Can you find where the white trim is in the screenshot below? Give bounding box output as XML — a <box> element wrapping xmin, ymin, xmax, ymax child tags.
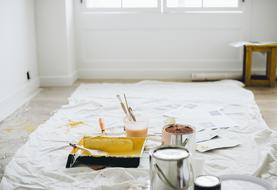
<box><xmin>79</xmin><ymin>0</ymin><xmax>243</xmax><ymax>14</ymax></box>
<box><xmin>164</xmin><ymin>7</ymin><xmax>243</xmax><ymax>13</ymax></box>
<box><xmin>0</xmin><ymin>78</ymin><xmax>40</xmax><ymax>122</ymax></box>
<box><xmin>40</xmin><ymin>71</ymin><xmax>78</xmax><ymax>87</ymax></box>
<box><xmin>80</xmin><ymin>0</ymin><xmax>161</xmax><ymax>13</ymax></box>
<box><xmin>78</xmin><ymin>68</ymin><xmax>243</xmax><ymax>80</ymax></box>
<box><xmin>164</xmin><ymin>0</ymin><xmax>242</xmax><ymax>12</ymax></box>
<box><xmin>179</xmin><ymin>10</ymin><xmax>243</xmax><ymax>14</ymax></box>
<box><xmin>78</xmin><ymin>68</ymin><xmax>277</xmax><ymax>80</ymax></box>
<box><xmin>80</xmin><ymin>8</ymin><xmax>161</xmax><ymax>14</ymax></box>
<box><xmin>81</xmin><ymin>58</ymin><xmax>242</xmax><ymax>63</ymax></box>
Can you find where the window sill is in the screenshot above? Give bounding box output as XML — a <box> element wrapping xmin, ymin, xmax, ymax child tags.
<box><xmin>170</xmin><ymin>10</ymin><xmax>243</xmax><ymax>14</ymax></box>
<box><xmin>81</xmin><ymin>10</ymin><xmax>243</xmax><ymax>15</ymax></box>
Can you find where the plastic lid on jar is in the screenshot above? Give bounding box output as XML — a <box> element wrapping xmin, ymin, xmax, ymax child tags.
<box><xmin>194</xmin><ymin>175</ymin><xmax>221</xmax><ymax>190</ymax></box>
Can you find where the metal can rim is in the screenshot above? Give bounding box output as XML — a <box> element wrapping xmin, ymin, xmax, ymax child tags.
<box><xmin>149</xmin><ymin>145</ymin><xmax>190</xmax><ymax>161</ymax></box>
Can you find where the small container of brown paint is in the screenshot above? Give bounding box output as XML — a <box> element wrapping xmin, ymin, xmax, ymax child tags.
<box><xmin>162</xmin><ymin>123</ymin><xmax>196</xmax><ymax>153</ymax></box>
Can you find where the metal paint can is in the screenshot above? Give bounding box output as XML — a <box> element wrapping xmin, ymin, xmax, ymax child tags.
<box><xmin>194</xmin><ymin>175</ymin><xmax>221</xmax><ymax>190</ymax></box>
<box><xmin>149</xmin><ymin>146</ymin><xmax>194</xmax><ymax>190</ymax></box>
<box><xmin>162</xmin><ymin>124</ymin><xmax>196</xmax><ymax>153</ymax></box>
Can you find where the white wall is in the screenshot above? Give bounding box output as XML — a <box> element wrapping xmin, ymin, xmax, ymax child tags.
<box><xmin>36</xmin><ymin>0</ymin><xmax>77</xmax><ymax>86</ymax></box>
<box><xmin>75</xmin><ymin>0</ymin><xmax>277</xmax><ymax>80</ymax></box>
<box><xmin>251</xmin><ymin>0</ymin><xmax>277</xmax><ymax>41</ymax></box>
<box><xmin>250</xmin><ymin>0</ymin><xmax>277</xmax><ymax>70</ymax></box>
<box><xmin>0</xmin><ymin>0</ymin><xmax>39</xmax><ymax>121</ymax></box>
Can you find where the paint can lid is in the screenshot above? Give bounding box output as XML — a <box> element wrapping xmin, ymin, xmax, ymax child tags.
<box><xmin>152</xmin><ymin>146</ymin><xmax>189</xmax><ymax>161</ymax></box>
<box><xmin>194</xmin><ymin>175</ymin><xmax>221</xmax><ymax>190</ymax></box>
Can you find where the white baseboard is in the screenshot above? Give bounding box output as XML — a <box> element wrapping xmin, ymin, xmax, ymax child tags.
<box><xmin>78</xmin><ymin>68</ymin><xmax>244</xmax><ymax>80</ymax></box>
<box><xmin>0</xmin><ymin>78</ymin><xmax>40</xmax><ymax>122</ymax></box>
<box><xmin>78</xmin><ymin>68</ymin><xmax>277</xmax><ymax>80</ymax></box>
<box><xmin>40</xmin><ymin>71</ymin><xmax>78</xmax><ymax>87</ymax></box>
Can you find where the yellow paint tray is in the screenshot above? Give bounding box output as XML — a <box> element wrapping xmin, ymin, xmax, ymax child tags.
<box><xmin>66</xmin><ymin>136</ymin><xmax>146</xmax><ymax>168</ymax></box>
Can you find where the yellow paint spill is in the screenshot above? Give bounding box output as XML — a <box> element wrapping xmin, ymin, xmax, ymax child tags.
<box><xmin>67</xmin><ymin>120</ymin><xmax>85</xmax><ymax>128</ymax></box>
<box><xmin>3</xmin><ymin>123</ymin><xmax>37</xmax><ymax>133</ymax></box>
<box><xmin>23</xmin><ymin>125</ymin><xmax>36</xmax><ymax>133</ymax></box>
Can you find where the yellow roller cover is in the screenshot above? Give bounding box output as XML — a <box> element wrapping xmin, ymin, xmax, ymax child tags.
<box><xmin>83</xmin><ymin>136</ymin><xmax>134</xmax><ymax>153</ymax></box>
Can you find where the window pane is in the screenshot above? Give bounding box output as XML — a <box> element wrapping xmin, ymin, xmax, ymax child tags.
<box><xmin>122</xmin><ymin>0</ymin><xmax>158</xmax><ymax>8</ymax></box>
<box><xmin>167</xmin><ymin>0</ymin><xmax>202</xmax><ymax>8</ymax></box>
<box><xmin>203</xmin><ymin>0</ymin><xmax>239</xmax><ymax>7</ymax></box>
<box><xmin>85</xmin><ymin>0</ymin><xmax>121</xmax><ymax>8</ymax></box>
<box><xmin>85</xmin><ymin>0</ymin><xmax>239</xmax><ymax>9</ymax></box>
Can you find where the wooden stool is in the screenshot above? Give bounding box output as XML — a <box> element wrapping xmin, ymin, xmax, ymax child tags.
<box><xmin>243</xmin><ymin>44</ymin><xmax>277</xmax><ymax>87</ymax></box>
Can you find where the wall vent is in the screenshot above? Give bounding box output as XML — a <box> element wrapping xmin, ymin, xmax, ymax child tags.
<box><xmin>191</xmin><ymin>72</ymin><xmax>241</xmax><ymax>81</ymax></box>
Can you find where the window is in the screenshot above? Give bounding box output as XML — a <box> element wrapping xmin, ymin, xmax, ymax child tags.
<box><xmin>84</xmin><ymin>0</ymin><xmax>240</xmax><ymax>10</ymax></box>
<box><xmin>167</xmin><ymin>0</ymin><xmax>239</xmax><ymax>8</ymax></box>
<box><xmin>85</xmin><ymin>0</ymin><xmax>158</xmax><ymax>8</ymax></box>
<box><xmin>203</xmin><ymin>0</ymin><xmax>239</xmax><ymax>8</ymax></box>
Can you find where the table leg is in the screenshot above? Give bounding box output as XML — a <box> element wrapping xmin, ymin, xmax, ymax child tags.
<box><xmin>242</xmin><ymin>46</ymin><xmax>246</xmax><ymax>83</ymax></box>
<box><xmin>268</xmin><ymin>48</ymin><xmax>277</xmax><ymax>87</ymax></box>
<box><xmin>245</xmin><ymin>47</ymin><xmax>253</xmax><ymax>86</ymax></box>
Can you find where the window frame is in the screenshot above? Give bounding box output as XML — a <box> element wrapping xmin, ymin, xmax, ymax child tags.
<box><xmin>164</xmin><ymin>0</ymin><xmax>243</xmax><ymax>13</ymax></box>
<box><xmin>81</xmin><ymin>0</ymin><xmax>162</xmax><ymax>13</ymax></box>
<box><xmin>80</xmin><ymin>0</ymin><xmax>243</xmax><ymax>13</ymax></box>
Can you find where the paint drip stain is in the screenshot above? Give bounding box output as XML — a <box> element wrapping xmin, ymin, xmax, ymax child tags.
<box><xmin>67</xmin><ymin>120</ymin><xmax>85</xmax><ymax>128</ymax></box>
<box><xmin>23</xmin><ymin>125</ymin><xmax>36</xmax><ymax>133</ymax></box>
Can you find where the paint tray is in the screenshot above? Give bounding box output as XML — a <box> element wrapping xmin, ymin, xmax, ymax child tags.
<box><xmin>66</xmin><ymin>136</ymin><xmax>146</xmax><ymax>168</ymax></box>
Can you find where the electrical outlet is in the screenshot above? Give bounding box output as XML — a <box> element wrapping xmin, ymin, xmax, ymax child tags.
<box><xmin>27</xmin><ymin>71</ymin><xmax>31</xmax><ymax>80</ymax></box>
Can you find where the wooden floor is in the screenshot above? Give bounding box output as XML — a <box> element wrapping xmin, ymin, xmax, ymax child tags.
<box><xmin>249</xmin><ymin>86</ymin><xmax>277</xmax><ymax>130</ymax></box>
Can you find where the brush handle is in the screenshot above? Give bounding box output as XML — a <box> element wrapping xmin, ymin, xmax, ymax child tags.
<box><xmin>69</xmin><ymin>143</ymin><xmax>93</xmax><ymax>154</ymax></box>
<box><xmin>124</xmin><ymin>94</ymin><xmax>129</xmax><ymax>109</ymax></box>
<box><xmin>120</xmin><ymin>103</ymin><xmax>128</xmax><ymax>114</ymax></box>
<box><xmin>117</xmin><ymin>95</ymin><xmax>128</xmax><ymax>115</ymax></box>
<box><xmin>124</xmin><ymin>94</ymin><xmax>135</xmax><ymax>121</ymax></box>
<box><xmin>98</xmin><ymin>118</ymin><xmax>106</xmax><ymax>134</ymax></box>
<box><xmin>69</xmin><ymin>143</ymin><xmax>107</xmax><ymax>155</ymax></box>
<box><xmin>128</xmin><ymin>107</ymin><xmax>136</xmax><ymax>122</ymax></box>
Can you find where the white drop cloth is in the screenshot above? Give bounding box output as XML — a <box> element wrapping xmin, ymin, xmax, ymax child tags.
<box><xmin>1</xmin><ymin>80</ymin><xmax>277</xmax><ymax>190</ymax></box>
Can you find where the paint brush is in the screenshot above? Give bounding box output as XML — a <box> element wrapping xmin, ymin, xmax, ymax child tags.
<box><xmin>98</xmin><ymin>118</ymin><xmax>106</xmax><ymax>135</ymax></box>
<box><xmin>124</xmin><ymin>94</ymin><xmax>137</xmax><ymax>122</ymax></box>
<box><xmin>128</xmin><ymin>107</ymin><xmax>136</xmax><ymax>122</ymax></box>
<box><xmin>69</xmin><ymin>143</ymin><xmax>107</xmax><ymax>156</ymax></box>
<box><xmin>124</xmin><ymin>94</ymin><xmax>129</xmax><ymax>110</ymax></box>
<box><xmin>116</xmin><ymin>94</ymin><xmax>128</xmax><ymax>114</ymax></box>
